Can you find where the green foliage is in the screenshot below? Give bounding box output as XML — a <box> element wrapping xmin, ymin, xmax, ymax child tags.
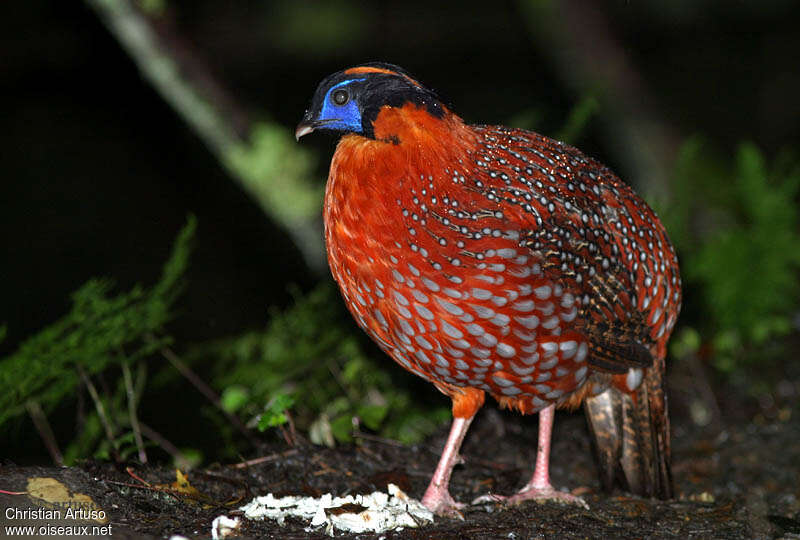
<box><xmin>554</xmin><ymin>94</ymin><xmax>600</xmax><ymax>144</ymax></box>
<box><xmin>176</xmin><ymin>448</ymin><xmax>203</xmax><ymax>470</ymax></box>
<box><xmin>508</xmin><ymin>92</ymin><xmax>599</xmax><ymax>144</ymax></box>
<box><xmin>257</xmin><ymin>392</ymin><xmax>296</xmax><ymax>431</ymax></box>
<box><xmin>690</xmin><ymin>144</ymin><xmax>800</xmax><ymax>340</ymax></box>
<box><xmin>226</xmin><ymin>122</ymin><xmax>323</xmax><ymax>228</ymax></box>
<box><xmin>226</xmin><ymin>121</ymin><xmax>327</xmax><ymax>270</ymax></box>
<box><xmin>137</xmin><ymin>0</ymin><xmax>166</xmax><ymax>15</ymax></box>
<box><xmin>95</xmin><ymin>429</ymin><xmax>143</xmax><ymax>462</ymax></box>
<box><xmin>63</xmin><ymin>412</ymin><xmax>104</xmax><ymax>465</ymax></box>
<box><xmin>193</xmin><ymin>283</ymin><xmax>448</xmax><ymax>446</ymax></box>
<box><xmin>669</xmin><ymin>327</ymin><xmax>701</xmax><ymax>362</ymax></box>
<box><xmin>0</xmin><ymin>217</ymin><xmax>194</xmax><ymax>451</ymax></box>
<box><xmin>663</xmin><ymin>140</ymin><xmax>800</xmax><ymax>370</ymax></box>
<box><xmin>220</xmin><ymin>385</ymin><xmax>250</xmax><ymax>414</ymax></box>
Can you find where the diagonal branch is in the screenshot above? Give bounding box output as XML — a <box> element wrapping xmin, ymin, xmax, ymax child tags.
<box><xmin>77</xmin><ymin>365</ymin><xmax>122</xmax><ymax>462</ymax></box>
<box><xmin>157</xmin><ymin>340</ymin><xmax>260</xmax><ymax>447</ymax></box>
<box><xmin>84</xmin><ymin>0</ymin><xmax>325</xmax><ymax>272</ymax></box>
<box><xmin>122</xmin><ymin>359</ymin><xmax>148</xmax><ymax>464</ymax></box>
<box><xmin>25</xmin><ymin>400</ymin><xmax>64</xmax><ymax>466</ymax></box>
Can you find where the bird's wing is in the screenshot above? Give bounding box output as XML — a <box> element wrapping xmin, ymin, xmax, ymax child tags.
<box><xmin>469</xmin><ymin>125</ymin><xmax>659</xmax><ymax>374</ymax></box>
<box><xmin>522</xmin><ymin>208</ymin><xmax>655</xmax><ymax>374</ymax></box>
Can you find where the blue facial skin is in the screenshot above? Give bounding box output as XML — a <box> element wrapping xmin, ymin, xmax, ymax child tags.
<box><xmin>317</xmin><ymin>78</ymin><xmax>366</xmax><ymax>133</ymax></box>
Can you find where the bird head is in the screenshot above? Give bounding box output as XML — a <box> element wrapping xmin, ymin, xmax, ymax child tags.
<box><xmin>295</xmin><ymin>62</ymin><xmax>447</xmax><ymax>142</ymax></box>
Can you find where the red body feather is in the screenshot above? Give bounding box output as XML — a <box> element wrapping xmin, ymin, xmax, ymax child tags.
<box><xmin>324</xmin><ymin>103</ymin><xmax>680</xmax><ymax>419</ymax></box>
<box><xmin>300</xmin><ymin>64</ymin><xmax>681</xmax><ymax>511</ymax></box>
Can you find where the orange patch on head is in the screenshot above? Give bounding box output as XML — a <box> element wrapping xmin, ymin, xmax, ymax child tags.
<box><xmin>344</xmin><ymin>66</ymin><xmax>423</xmax><ymax>88</ymax></box>
<box><xmin>372</xmin><ymin>103</ymin><xmax>435</xmax><ymax>141</ymax></box>
<box><xmin>371</xmin><ymin>103</ymin><xmax>468</xmax><ymax>149</ymax></box>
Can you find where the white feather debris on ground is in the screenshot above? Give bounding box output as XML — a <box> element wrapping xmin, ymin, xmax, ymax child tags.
<box><xmin>211</xmin><ymin>515</ymin><xmax>241</xmax><ymax>539</ymax></box>
<box><xmin>238</xmin><ymin>483</ymin><xmax>434</xmax><ymax>535</ymax></box>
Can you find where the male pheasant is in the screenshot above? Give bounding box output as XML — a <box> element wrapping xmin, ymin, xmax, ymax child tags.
<box><xmin>296</xmin><ymin>63</ymin><xmax>681</xmax><ymax>517</ymax></box>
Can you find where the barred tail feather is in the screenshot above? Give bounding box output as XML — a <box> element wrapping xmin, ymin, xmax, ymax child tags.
<box><xmin>583</xmin><ymin>360</ymin><xmax>672</xmax><ymax>499</ymax></box>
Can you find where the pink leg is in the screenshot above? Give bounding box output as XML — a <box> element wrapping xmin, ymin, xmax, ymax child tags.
<box><xmin>523</xmin><ymin>403</ymin><xmax>557</xmax><ymax>491</ymax></box>
<box><xmin>421</xmin><ymin>415</ymin><xmax>474</xmax><ymax>518</ymax></box>
<box><xmin>473</xmin><ymin>405</ymin><xmax>588</xmax><ymax>508</ymax></box>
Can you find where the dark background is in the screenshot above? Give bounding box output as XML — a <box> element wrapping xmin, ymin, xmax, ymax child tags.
<box><xmin>2</xmin><ymin>1</ymin><xmax>798</xmax><ymax>460</ymax></box>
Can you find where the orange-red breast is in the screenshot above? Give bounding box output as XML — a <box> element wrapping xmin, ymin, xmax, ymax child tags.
<box><xmin>296</xmin><ymin>63</ymin><xmax>681</xmax><ymax>517</ymax></box>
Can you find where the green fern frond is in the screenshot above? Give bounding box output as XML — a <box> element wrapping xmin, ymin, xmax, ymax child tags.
<box><xmin>0</xmin><ymin>216</ymin><xmax>195</xmax><ymax>428</ymax></box>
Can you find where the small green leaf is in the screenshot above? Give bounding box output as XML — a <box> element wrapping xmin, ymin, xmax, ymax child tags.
<box><xmin>330</xmin><ymin>414</ymin><xmax>354</xmax><ymax>443</ymax></box>
<box><xmin>670</xmin><ymin>327</ymin><xmax>701</xmax><ymax>360</ymax></box>
<box><xmin>176</xmin><ymin>448</ymin><xmax>203</xmax><ymax>470</ymax></box>
<box><xmin>220</xmin><ymin>385</ymin><xmax>249</xmax><ymax>414</ymax></box>
<box><xmin>357</xmin><ymin>404</ymin><xmax>388</xmax><ymax>431</ymax></box>
<box><xmin>555</xmin><ymin>94</ymin><xmax>600</xmax><ymax>144</ymax></box>
<box><xmin>257</xmin><ymin>392</ymin><xmax>296</xmax><ymax>431</ymax></box>
<box><xmin>257</xmin><ymin>411</ymin><xmax>286</xmax><ymax>431</ymax></box>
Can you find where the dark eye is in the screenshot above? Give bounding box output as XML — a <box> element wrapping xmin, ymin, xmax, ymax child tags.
<box><xmin>331</xmin><ymin>89</ymin><xmax>349</xmax><ymax>106</ymax></box>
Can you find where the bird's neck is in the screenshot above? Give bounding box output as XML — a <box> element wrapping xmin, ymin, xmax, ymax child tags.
<box><xmin>323</xmin><ymin>106</ymin><xmax>477</xmax><ymax>279</ymax></box>
<box><xmin>325</xmin><ymin>106</ymin><xmax>477</xmax><ymax>221</ymax></box>
<box><xmin>330</xmin><ymin>105</ymin><xmax>477</xmax><ymax>183</ymax></box>
<box><xmin>370</xmin><ymin>104</ymin><xmax>475</xmax><ymax>148</ymax></box>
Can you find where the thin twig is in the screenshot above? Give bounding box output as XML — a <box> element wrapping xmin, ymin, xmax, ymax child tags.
<box><xmin>75</xmin><ymin>382</ymin><xmax>86</xmax><ymax>435</ymax></box>
<box><xmin>352</xmin><ymin>430</ymin><xmax>407</xmax><ymax>448</ymax></box>
<box><xmin>77</xmin><ymin>365</ymin><xmax>120</xmax><ymax>462</ymax></box>
<box><xmin>284</xmin><ymin>407</ymin><xmax>300</xmax><ymax>446</ymax></box>
<box><xmin>273</xmin><ymin>403</ymin><xmax>300</xmax><ymax>447</ymax></box>
<box><xmin>326</xmin><ymin>358</ymin><xmax>357</xmax><ymax>402</ymax></box>
<box><xmin>139</xmin><ymin>421</ymin><xmax>193</xmax><ymax>471</ymax></box>
<box><xmin>116</xmin><ymin>469</ymin><xmax>183</xmax><ymax>503</ymax></box>
<box><xmin>25</xmin><ymin>400</ymin><xmax>63</xmax><ymax>466</ymax></box>
<box><xmin>122</xmin><ymin>360</ymin><xmax>148</xmax><ymax>464</ymax></box>
<box><xmin>277</xmin><ymin>424</ymin><xmax>294</xmax><ymax>447</ymax></box>
<box><xmin>195</xmin><ymin>469</ymin><xmax>252</xmax><ymax>503</ymax></box>
<box><xmin>355</xmin><ymin>443</ymin><xmax>389</xmax><ymax>467</ymax></box>
<box><xmin>126</xmin><ymin>466</ymin><xmax>152</xmax><ymax>486</ymax></box>
<box><xmin>157</xmin><ymin>342</ymin><xmax>259</xmax><ymax>446</ymax></box>
<box><xmin>103</xmin><ymin>479</ymin><xmax>153</xmax><ymax>490</ymax></box>
<box><xmin>229</xmin><ymin>449</ymin><xmax>299</xmax><ymax>469</ymax></box>
<box><xmin>160</xmin><ymin>344</ymin><xmax>219</xmax><ymax>407</ymax></box>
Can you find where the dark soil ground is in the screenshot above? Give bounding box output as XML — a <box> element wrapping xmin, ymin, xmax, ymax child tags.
<box><xmin>2</xmin><ymin>362</ymin><xmax>799</xmax><ymax>539</ymax></box>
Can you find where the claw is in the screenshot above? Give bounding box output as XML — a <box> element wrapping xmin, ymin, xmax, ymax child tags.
<box><xmin>472</xmin><ymin>487</ymin><xmax>589</xmax><ymax>510</ymax></box>
<box><xmin>470</xmin><ymin>405</ymin><xmax>589</xmax><ymax>511</ymax></box>
<box><xmin>422</xmin><ymin>491</ymin><xmax>466</xmax><ymax>519</ymax></box>
<box><xmin>471</xmin><ymin>492</ymin><xmax>505</xmax><ymax>505</ymax></box>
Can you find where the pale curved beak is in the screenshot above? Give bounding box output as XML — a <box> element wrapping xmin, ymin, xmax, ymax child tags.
<box><xmin>295</xmin><ymin>123</ymin><xmax>315</xmax><ymax>141</ymax></box>
<box><xmin>294</xmin><ymin>118</ymin><xmax>340</xmax><ymax>141</ymax></box>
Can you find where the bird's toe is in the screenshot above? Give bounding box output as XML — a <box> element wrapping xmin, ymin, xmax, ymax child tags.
<box><xmin>473</xmin><ymin>487</ymin><xmax>589</xmax><ymax>510</ymax></box>
<box><xmin>422</xmin><ymin>492</ymin><xmax>466</xmax><ymax>519</ymax></box>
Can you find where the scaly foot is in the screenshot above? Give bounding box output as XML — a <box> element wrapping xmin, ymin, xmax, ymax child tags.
<box><xmin>473</xmin><ymin>485</ymin><xmax>589</xmax><ymax>510</ymax></box>
<box><xmin>419</xmin><ymin>415</ymin><xmax>475</xmax><ymax>519</ymax></box>
<box><xmin>422</xmin><ymin>488</ymin><xmax>466</xmax><ymax>519</ymax></box>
